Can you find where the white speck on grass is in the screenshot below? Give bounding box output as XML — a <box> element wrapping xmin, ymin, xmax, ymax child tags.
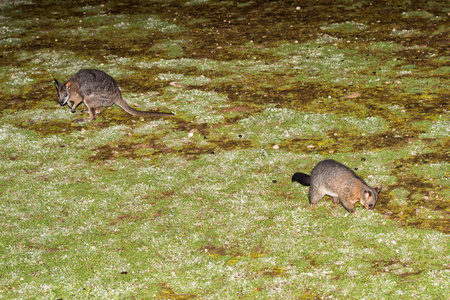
<box><xmin>0</xmin><ymin>0</ymin><xmax>32</xmax><ymax>8</ymax></box>
<box><xmin>402</xmin><ymin>11</ymin><xmax>434</xmax><ymax>19</ymax></box>
<box><xmin>0</xmin><ymin>25</ymin><xmax>24</xmax><ymax>35</ymax></box>
<box><xmin>6</xmin><ymin>69</ymin><xmax>34</xmax><ymax>89</ymax></box>
<box><xmin>2</xmin><ymin>108</ymin><xmax>73</xmax><ymax>123</ymax></box>
<box><xmin>26</xmin><ymin>50</ymin><xmax>97</xmax><ymax>75</ymax></box>
<box><xmin>419</xmin><ymin>116</ymin><xmax>450</xmax><ymax>138</ymax></box>
<box><xmin>423</xmin><ymin>232</ymin><xmax>448</xmax><ymax>252</ymax></box>
<box><xmin>76</xmin><ymin>125</ymin><xmax>129</xmax><ymax>148</ymax></box>
<box><xmin>320</xmin><ymin>21</ymin><xmax>368</xmax><ymax>32</ymax></box>
<box><xmin>138</xmin><ymin>57</ymin><xmax>285</xmax><ymax>75</ymax></box>
<box><xmin>399</xmin><ymin>70</ymin><xmax>413</xmax><ymax>75</ymax></box>
<box><xmin>170</xmin><ymin>88</ymin><xmax>227</xmax><ymax>123</ymax></box>
<box><xmin>138</xmin><ymin>58</ymin><xmax>217</xmax><ymax>71</ymax></box>
<box><xmin>103</xmin><ymin>54</ymin><xmax>134</xmax><ymax>65</ymax></box>
<box><xmin>157</xmin><ymin>72</ymin><xmax>211</xmax><ymax>85</ymax></box>
<box><xmin>238</xmin><ymin>108</ymin><xmax>387</xmax><ymax>143</ymax></box>
<box><xmin>316</xmin><ymin>34</ymin><xmax>342</xmax><ymax>44</ymax></box>
<box><xmin>113</xmin><ymin>21</ymin><xmax>129</xmax><ymax>28</ymax></box>
<box><xmin>391</xmin><ymin>29</ymin><xmax>421</xmax><ymax>37</ymax></box>
<box><xmin>144</xmin><ymin>16</ymin><xmax>181</xmax><ymax>32</ymax></box>
<box><xmin>0</xmin><ymin>37</ymin><xmax>21</xmax><ymax>46</ymax></box>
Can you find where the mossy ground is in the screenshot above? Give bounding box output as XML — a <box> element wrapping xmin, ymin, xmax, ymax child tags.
<box><xmin>0</xmin><ymin>0</ymin><xmax>448</xmax><ymax>298</ymax></box>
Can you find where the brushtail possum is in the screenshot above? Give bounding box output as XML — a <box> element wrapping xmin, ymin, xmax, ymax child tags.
<box><xmin>53</xmin><ymin>69</ymin><xmax>174</xmax><ymax>122</ymax></box>
<box><xmin>292</xmin><ymin>159</ymin><xmax>382</xmax><ymax>213</ymax></box>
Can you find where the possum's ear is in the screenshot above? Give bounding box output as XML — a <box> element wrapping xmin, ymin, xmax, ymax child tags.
<box><xmin>364</xmin><ymin>190</ymin><xmax>371</xmax><ymax>198</ymax></box>
<box><xmin>374</xmin><ymin>185</ymin><xmax>382</xmax><ymax>193</ymax></box>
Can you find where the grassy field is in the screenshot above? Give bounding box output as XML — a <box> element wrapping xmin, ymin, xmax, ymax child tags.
<box><xmin>0</xmin><ymin>0</ymin><xmax>448</xmax><ymax>298</ymax></box>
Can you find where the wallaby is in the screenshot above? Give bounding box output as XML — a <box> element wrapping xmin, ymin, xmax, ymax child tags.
<box><xmin>53</xmin><ymin>69</ymin><xmax>174</xmax><ymax>122</ymax></box>
<box><xmin>292</xmin><ymin>159</ymin><xmax>382</xmax><ymax>213</ymax></box>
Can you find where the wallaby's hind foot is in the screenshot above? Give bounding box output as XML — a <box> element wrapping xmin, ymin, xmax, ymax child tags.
<box><xmin>80</xmin><ymin>108</ymin><xmax>102</xmax><ymax>115</ymax></box>
<box><xmin>73</xmin><ymin>114</ymin><xmax>96</xmax><ymax>123</ymax></box>
<box><xmin>73</xmin><ymin>107</ymin><xmax>97</xmax><ymax>123</ymax></box>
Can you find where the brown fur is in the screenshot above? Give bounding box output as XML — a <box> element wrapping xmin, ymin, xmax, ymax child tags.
<box><xmin>54</xmin><ymin>69</ymin><xmax>174</xmax><ymax>122</ymax></box>
<box><xmin>292</xmin><ymin>159</ymin><xmax>382</xmax><ymax>213</ymax></box>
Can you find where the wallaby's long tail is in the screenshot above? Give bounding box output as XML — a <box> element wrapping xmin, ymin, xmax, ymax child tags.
<box><xmin>292</xmin><ymin>172</ymin><xmax>311</xmax><ymax>186</ymax></box>
<box><xmin>115</xmin><ymin>97</ymin><xmax>174</xmax><ymax>117</ymax></box>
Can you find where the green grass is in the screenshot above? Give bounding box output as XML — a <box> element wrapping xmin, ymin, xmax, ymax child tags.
<box><xmin>0</xmin><ymin>0</ymin><xmax>448</xmax><ymax>298</ymax></box>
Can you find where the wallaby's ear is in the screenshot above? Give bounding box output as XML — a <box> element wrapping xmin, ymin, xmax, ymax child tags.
<box><xmin>66</xmin><ymin>81</ymin><xmax>72</xmax><ymax>88</ymax></box>
<box><xmin>53</xmin><ymin>78</ymin><xmax>60</xmax><ymax>89</ymax></box>
<box><xmin>374</xmin><ymin>185</ymin><xmax>382</xmax><ymax>194</ymax></box>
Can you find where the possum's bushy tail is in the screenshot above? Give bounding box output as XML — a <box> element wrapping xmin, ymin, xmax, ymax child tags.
<box><xmin>292</xmin><ymin>172</ymin><xmax>311</xmax><ymax>186</ymax></box>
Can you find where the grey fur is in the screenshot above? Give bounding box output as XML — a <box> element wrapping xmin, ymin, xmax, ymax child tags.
<box><xmin>292</xmin><ymin>159</ymin><xmax>382</xmax><ymax>213</ymax></box>
<box><xmin>54</xmin><ymin>69</ymin><xmax>174</xmax><ymax>122</ymax></box>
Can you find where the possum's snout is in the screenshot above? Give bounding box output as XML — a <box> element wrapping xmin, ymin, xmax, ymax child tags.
<box><xmin>368</xmin><ymin>204</ymin><xmax>374</xmax><ymax>210</ymax></box>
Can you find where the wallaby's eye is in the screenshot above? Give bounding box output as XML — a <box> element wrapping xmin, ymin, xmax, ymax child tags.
<box><xmin>64</xmin><ymin>93</ymin><xmax>68</xmax><ymax>97</ymax></box>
